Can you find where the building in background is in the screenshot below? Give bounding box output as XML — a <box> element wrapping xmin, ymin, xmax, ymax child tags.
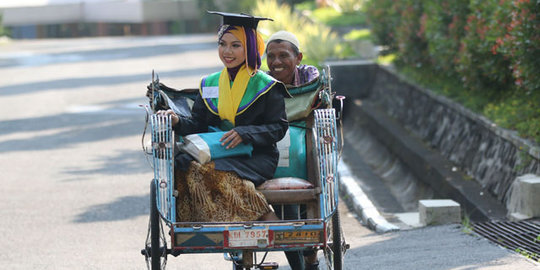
<box><xmin>0</xmin><ymin>0</ymin><xmax>223</xmax><ymax>38</ymax></box>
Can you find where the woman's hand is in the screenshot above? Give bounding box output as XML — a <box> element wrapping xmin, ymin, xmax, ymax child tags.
<box><xmin>220</xmin><ymin>129</ymin><xmax>243</xmax><ymax>149</ymax></box>
<box><xmin>156</xmin><ymin>109</ymin><xmax>179</xmax><ymax>126</ymax></box>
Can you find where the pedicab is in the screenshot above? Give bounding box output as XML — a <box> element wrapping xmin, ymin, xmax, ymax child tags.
<box><xmin>140</xmin><ymin>66</ymin><xmax>348</xmax><ymax>269</ymax></box>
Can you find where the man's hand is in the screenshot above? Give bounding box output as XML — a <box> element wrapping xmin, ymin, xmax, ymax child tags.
<box><xmin>146</xmin><ymin>82</ymin><xmax>169</xmax><ymax>100</ymax></box>
<box><xmin>146</xmin><ymin>82</ymin><xmax>158</xmax><ymax>100</ymax></box>
<box><xmin>220</xmin><ymin>129</ymin><xmax>243</xmax><ymax>149</ymax></box>
<box><xmin>156</xmin><ymin>109</ymin><xmax>179</xmax><ymax>126</ymax></box>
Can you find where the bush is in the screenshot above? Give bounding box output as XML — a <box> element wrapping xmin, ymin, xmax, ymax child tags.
<box><xmin>331</xmin><ymin>0</ymin><xmax>366</xmax><ymax>13</ymax></box>
<box><xmin>422</xmin><ymin>0</ymin><xmax>469</xmax><ymax>75</ymax></box>
<box><xmin>311</xmin><ymin>7</ymin><xmax>367</xmax><ymax>26</ymax></box>
<box><xmin>484</xmin><ymin>91</ymin><xmax>540</xmax><ymax>142</ymax></box>
<box><xmin>365</xmin><ymin>0</ymin><xmax>539</xmax><ymax>143</ymax></box>
<box><xmin>343</xmin><ymin>28</ymin><xmax>371</xmax><ymax>41</ymax></box>
<box><xmin>294</xmin><ymin>1</ymin><xmax>316</xmax><ymax>11</ymax></box>
<box><xmin>0</xmin><ymin>14</ymin><xmax>6</xmax><ymax>37</ymax></box>
<box><xmin>456</xmin><ymin>0</ymin><xmax>515</xmax><ymax>97</ymax></box>
<box><xmin>393</xmin><ymin>0</ymin><xmax>429</xmax><ymax>67</ymax></box>
<box><xmin>252</xmin><ymin>0</ymin><xmax>345</xmax><ymax>66</ymax></box>
<box><xmin>494</xmin><ymin>0</ymin><xmax>540</xmax><ymax>95</ymax></box>
<box><xmin>222</xmin><ymin>0</ymin><xmax>257</xmax><ymax>13</ymax></box>
<box><xmin>365</xmin><ymin>0</ymin><xmax>400</xmax><ymax>52</ymax></box>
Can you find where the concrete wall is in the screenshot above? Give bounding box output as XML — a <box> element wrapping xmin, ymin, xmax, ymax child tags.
<box><xmin>330</xmin><ymin>61</ymin><xmax>540</xmax><ymax>205</ymax></box>
<box><xmin>1</xmin><ymin>0</ymin><xmax>199</xmax><ymax>26</ymax></box>
<box><xmin>2</xmin><ymin>4</ymin><xmax>83</xmax><ymax>26</ymax></box>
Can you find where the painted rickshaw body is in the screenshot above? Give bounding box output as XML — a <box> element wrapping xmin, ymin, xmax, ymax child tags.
<box><xmin>141</xmin><ymin>67</ymin><xmax>347</xmax><ymax>270</ymax></box>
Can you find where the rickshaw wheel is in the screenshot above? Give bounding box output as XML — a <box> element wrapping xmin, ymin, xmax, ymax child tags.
<box><xmin>150</xmin><ymin>180</ymin><xmax>167</xmax><ymax>270</ymax></box>
<box><xmin>324</xmin><ymin>210</ymin><xmax>344</xmax><ymax>270</ymax></box>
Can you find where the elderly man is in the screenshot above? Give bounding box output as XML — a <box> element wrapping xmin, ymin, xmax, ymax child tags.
<box><xmin>266</xmin><ymin>31</ymin><xmax>319</xmax><ymax>91</ymax></box>
<box><xmin>266</xmin><ymin>30</ymin><xmax>322</xmax><ymax>270</ymax></box>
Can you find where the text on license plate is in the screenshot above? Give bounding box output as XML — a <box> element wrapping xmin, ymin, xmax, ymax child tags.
<box><xmin>274</xmin><ymin>230</ymin><xmax>321</xmax><ymax>244</ymax></box>
<box><xmin>227</xmin><ymin>229</ymin><xmax>269</xmax><ymax>248</ymax></box>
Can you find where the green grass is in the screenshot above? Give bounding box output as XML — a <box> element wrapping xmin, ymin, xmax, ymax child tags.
<box><xmin>399</xmin><ymin>65</ymin><xmax>494</xmax><ymax>113</ymax></box>
<box><xmin>483</xmin><ymin>92</ymin><xmax>540</xmax><ymax>143</ymax></box>
<box><xmin>397</xmin><ymin>64</ymin><xmax>540</xmax><ymax>144</ymax></box>
<box><xmin>312</xmin><ymin>7</ymin><xmax>367</xmax><ymax>26</ymax></box>
<box><xmin>461</xmin><ymin>214</ymin><xmax>473</xmax><ymax>234</ymax></box>
<box><xmin>376</xmin><ymin>53</ymin><xmax>396</xmax><ymax>65</ymax></box>
<box><xmin>343</xmin><ymin>29</ymin><xmax>371</xmax><ymax>41</ymax></box>
<box><xmin>515</xmin><ymin>247</ymin><xmax>539</xmax><ymax>261</ymax></box>
<box><xmin>294</xmin><ymin>1</ymin><xmax>316</xmax><ymax>11</ymax></box>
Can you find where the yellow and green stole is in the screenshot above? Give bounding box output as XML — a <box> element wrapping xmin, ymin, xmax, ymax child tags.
<box><xmin>200</xmin><ymin>68</ymin><xmax>278</xmax><ymax>127</ymax></box>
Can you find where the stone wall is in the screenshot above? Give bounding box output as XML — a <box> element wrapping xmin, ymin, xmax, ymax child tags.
<box><xmin>330</xmin><ymin>61</ymin><xmax>540</xmax><ymax>204</ymax></box>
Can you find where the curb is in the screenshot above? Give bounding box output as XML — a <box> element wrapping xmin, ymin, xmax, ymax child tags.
<box><xmin>338</xmin><ymin>162</ymin><xmax>400</xmax><ymax>233</ymax></box>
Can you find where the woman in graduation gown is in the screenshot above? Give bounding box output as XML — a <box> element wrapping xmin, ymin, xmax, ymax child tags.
<box><xmin>158</xmin><ymin>12</ymin><xmax>288</xmax><ymax>222</ymax></box>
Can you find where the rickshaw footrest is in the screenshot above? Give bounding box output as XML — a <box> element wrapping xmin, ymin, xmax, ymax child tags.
<box><xmin>257</xmin><ymin>262</ymin><xmax>279</xmax><ymax>269</ymax></box>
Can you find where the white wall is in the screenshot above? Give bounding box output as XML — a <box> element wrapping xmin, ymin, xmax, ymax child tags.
<box><xmin>0</xmin><ymin>0</ymin><xmax>199</xmax><ymax>26</ymax></box>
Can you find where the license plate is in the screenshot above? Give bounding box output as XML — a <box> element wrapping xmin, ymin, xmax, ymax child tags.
<box><xmin>274</xmin><ymin>230</ymin><xmax>321</xmax><ymax>244</ymax></box>
<box><xmin>226</xmin><ymin>229</ymin><xmax>270</xmax><ymax>248</ymax></box>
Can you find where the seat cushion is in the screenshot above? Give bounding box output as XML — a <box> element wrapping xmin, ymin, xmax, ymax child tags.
<box><xmin>259</xmin><ymin>189</ymin><xmax>318</xmax><ymax>204</ymax></box>
<box><xmin>257</xmin><ymin>178</ymin><xmax>317</xmax><ymax>204</ymax></box>
<box><xmin>257</xmin><ymin>177</ymin><xmax>314</xmax><ymax>190</ymax></box>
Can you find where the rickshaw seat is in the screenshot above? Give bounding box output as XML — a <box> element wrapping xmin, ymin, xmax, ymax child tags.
<box><xmin>257</xmin><ymin>177</ymin><xmax>320</xmax><ymax>204</ymax></box>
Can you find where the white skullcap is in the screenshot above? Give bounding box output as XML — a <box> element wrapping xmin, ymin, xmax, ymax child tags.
<box><xmin>267</xmin><ymin>30</ymin><xmax>300</xmax><ymax>50</ymax></box>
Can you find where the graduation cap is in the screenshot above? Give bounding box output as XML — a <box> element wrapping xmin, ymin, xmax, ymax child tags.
<box><xmin>207</xmin><ymin>11</ymin><xmax>273</xmax><ymax>30</ymax></box>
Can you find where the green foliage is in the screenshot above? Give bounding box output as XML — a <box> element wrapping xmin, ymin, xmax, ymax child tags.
<box><xmin>456</xmin><ymin>0</ymin><xmax>514</xmax><ymax>97</ymax></box>
<box><xmin>365</xmin><ymin>0</ymin><xmax>400</xmax><ymax>51</ymax></box>
<box><xmin>252</xmin><ymin>0</ymin><xmax>346</xmax><ymax>66</ymax></box>
<box><xmin>376</xmin><ymin>53</ymin><xmax>396</xmax><ymax>65</ymax></box>
<box><xmin>294</xmin><ymin>1</ymin><xmax>316</xmax><ymax>11</ymax></box>
<box><xmin>224</xmin><ymin>0</ymin><xmax>257</xmax><ymax>13</ymax></box>
<box><xmin>312</xmin><ymin>7</ymin><xmax>341</xmax><ymax>23</ymax></box>
<box><xmin>0</xmin><ymin>14</ymin><xmax>6</xmax><ymax>37</ymax></box>
<box><xmin>493</xmin><ymin>0</ymin><xmax>540</xmax><ymax>95</ymax></box>
<box><xmin>461</xmin><ymin>214</ymin><xmax>473</xmax><ymax>234</ymax></box>
<box><xmin>422</xmin><ymin>0</ymin><xmax>469</xmax><ymax>75</ymax></box>
<box><xmin>312</xmin><ymin>7</ymin><xmax>367</xmax><ymax>26</ymax></box>
<box><xmin>514</xmin><ymin>145</ymin><xmax>533</xmax><ymax>172</ymax></box>
<box><xmin>457</xmin><ymin>0</ymin><xmax>539</xmax><ymax>142</ymax></box>
<box><xmin>484</xmin><ymin>91</ymin><xmax>540</xmax><ymax>143</ymax></box>
<box><xmin>343</xmin><ymin>29</ymin><xmax>371</xmax><ymax>41</ymax></box>
<box><xmin>400</xmin><ymin>63</ymin><xmax>540</xmax><ymax>143</ymax></box>
<box><xmin>365</xmin><ymin>0</ymin><xmax>540</xmax><ymax>144</ymax></box>
<box><xmin>515</xmin><ymin>247</ymin><xmax>539</xmax><ymax>261</ymax></box>
<box><xmin>399</xmin><ymin>65</ymin><xmax>489</xmax><ymax>113</ymax></box>
<box><xmin>280</xmin><ymin>0</ymin><xmax>307</xmax><ymax>6</ymax></box>
<box><xmin>393</xmin><ymin>0</ymin><xmax>430</xmax><ymax>67</ymax></box>
<box><xmin>331</xmin><ymin>0</ymin><xmax>366</xmax><ymax>13</ymax></box>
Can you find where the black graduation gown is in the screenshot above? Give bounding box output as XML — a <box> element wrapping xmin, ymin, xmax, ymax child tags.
<box><xmin>173</xmin><ymin>81</ymin><xmax>289</xmax><ymax>186</ymax></box>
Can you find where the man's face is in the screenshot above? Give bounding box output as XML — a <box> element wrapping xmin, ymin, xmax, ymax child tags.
<box><xmin>266</xmin><ymin>41</ymin><xmax>303</xmax><ymax>85</ymax></box>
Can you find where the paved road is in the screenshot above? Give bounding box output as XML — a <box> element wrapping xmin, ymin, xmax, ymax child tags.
<box><xmin>0</xmin><ymin>35</ymin><xmax>537</xmax><ymax>270</ymax></box>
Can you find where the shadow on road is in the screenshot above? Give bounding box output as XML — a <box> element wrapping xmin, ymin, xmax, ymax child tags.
<box><xmin>0</xmin><ymin>66</ymin><xmax>221</xmax><ymax>96</ymax></box>
<box><xmin>0</xmin><ymin>40</ymin><xmax>216</xmax><ymax>69</ymax></box>
<box><xmin>63</xmin><ymin>149</ymin><xmax>150</xmax><ymax>178</ymax></box>
<box><xmin>0</xmin><ymin>112</ymin><xmax>143</xmax><ymax>153</ymax></box>
<box><xmin>74</xmin><ymin>194</ymin><xmax>149</xmax><ymax>223</ymax></box>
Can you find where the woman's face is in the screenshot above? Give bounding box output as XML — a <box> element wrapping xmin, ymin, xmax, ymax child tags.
<box><xmin>219</xmin><ymin>33</ymin><xmax>246</xmax><ymax>69</ymax></box>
